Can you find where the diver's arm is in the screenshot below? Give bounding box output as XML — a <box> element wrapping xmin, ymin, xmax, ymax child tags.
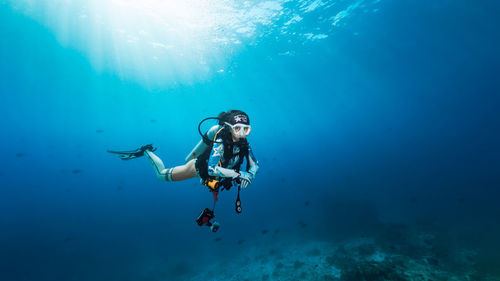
<box><xmin>238</xmin><ymin>146</ymin><xmax>259</xmax><ymax>188</ymax></box>
<box><xmin>207</xmin><ymin>140</ymin><xmax>240</xmax><ymax>179</ymax></box>
<box><xmin>247</xmin><ymin>146</ymin><xmax>259</xmax><ymax>177</ymax></box>
<box><xmin>185</xmin><ymin>125</ymin><xmax>221</xmax><ymax>163</ymax></box>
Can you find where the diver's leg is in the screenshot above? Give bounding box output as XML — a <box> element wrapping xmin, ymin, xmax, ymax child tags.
<box><xmin>170</xmin><ymin>159</ymin><xmax>197</xmax><ymax>181</ymax></box>
<box><xmin>144</xmin><ymin>150</ymin><xmax>173</xmax><ymax>181</ymax></box>
<box><xmin>144</xmin><ymin>150</ymin><xmax>197</xmax><ymax>181</ymax></box>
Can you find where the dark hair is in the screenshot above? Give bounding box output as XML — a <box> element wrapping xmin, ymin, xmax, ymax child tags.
<box><xmin>217</xmin><ymin>110</ymin><xmax>249</xmax><ymax>125</ymax></box>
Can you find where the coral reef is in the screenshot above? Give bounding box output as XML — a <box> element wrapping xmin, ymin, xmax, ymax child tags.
<box><xmin>188</xmin><ymin>228</ymin><xmax>494</xmax><ymax>281</ymax></box>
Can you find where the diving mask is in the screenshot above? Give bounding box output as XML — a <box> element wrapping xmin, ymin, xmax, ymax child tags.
<box><xmin>225</xmin><ymin>122</ymin><xmax>252</xmax><ymax>137</ymax></box>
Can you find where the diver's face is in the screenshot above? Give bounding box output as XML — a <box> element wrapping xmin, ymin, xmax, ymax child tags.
<box><xmin>231</xmin><ymin>131</ymin><xmax>247</xmax><ymax>141</ymax></box>
<box><xmin>232</xmin><ymin>134</ymin><xmax>247</xmax><ymax>142</ymax></box>
<box><xmin>227</xmin><ymin>122</ymin><xmax>251</xmax><ymax>141</ymax></box>
<box><xmin>232</xmin><ymin>124</ymin><xmax>251</xmax><ymax>136</ymax></box>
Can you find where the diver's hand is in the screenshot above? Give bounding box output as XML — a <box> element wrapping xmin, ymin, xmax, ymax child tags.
<box><xmin>241</xmin><ymin>179</ymin><xmax>250</xmax><ymax>188</ymax></box>
<box><xmin>238</xmin><ymin>171</ymin><xmax>253</xmax><ymax>188</ymax></box>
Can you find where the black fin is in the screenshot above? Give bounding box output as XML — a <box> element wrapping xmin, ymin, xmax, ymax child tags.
<box><xmin>107</xmin><ymin>144</ymin><xmax>156</xmax><ymax>160</ymax></box>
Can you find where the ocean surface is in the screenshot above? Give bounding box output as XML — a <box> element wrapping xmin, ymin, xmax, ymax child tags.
<box><xmin>1</xmin><ymin>0</ymin><xmax>499</xmax><ymax>280</ymax></box>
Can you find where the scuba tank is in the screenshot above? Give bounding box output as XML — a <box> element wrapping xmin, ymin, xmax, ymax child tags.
<box><xmin>185</xmin><ymin>123</ymin><xmax>222</xmax><ymax>163</ymax></box>
<box><xmin>185</xmin><ymin>139</ymin><xmax>209</xmax><ymax>163</ymax></box>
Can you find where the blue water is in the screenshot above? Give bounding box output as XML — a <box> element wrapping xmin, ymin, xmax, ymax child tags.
<box><xmin>1</xmin><ymin>0</ymin><xmax>500</xmax><ymax>280</ymax></box>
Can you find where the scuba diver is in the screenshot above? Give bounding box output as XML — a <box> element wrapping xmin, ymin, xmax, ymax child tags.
<box><xmin>107</xmin><ymin>110</ymin><xmax>259</xmax><ymax>232</ymax></box>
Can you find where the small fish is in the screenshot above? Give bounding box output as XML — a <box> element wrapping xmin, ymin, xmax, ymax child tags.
<box><xmin>262</xmin><ymin>229</ymin><xmax>269</xmax><ymax>234</ymax></box>
<box><xmin>299</xmin><ymin>221</ymin><xmax>307</xmax><ymax>228</ymax></box>
<box><xmin>95</xmin><ymin>129</ymin><xmax>104</xmax><ymax>133</ymax></box>
<box><xmin>15</xmin><ymin>153</ymin><xmax>24</xmax><ymax>157</ymax></box>
<box><xmin>237</xmin><ymin>239</ymin><xmax>245</xmax><ymax>245</ymax></box>
<box><xmin>150</xmin><ymin>119</ymin><xmax>157</xmax><ymax>123</ymax></box>
<box><xmin>71</xmin><ymin>169</ymin><xmax>82</xmax><ymax>174</ymax></box>
<box><xmin>293</xmin><ymin>260</ymin><xmax>304</xmax><ymax>268</ymax></box>
<box><xmin>304</xmin><ymin>200</ymin><xmax>310</xmax><ymax>206</ymax></box>
<box><xmin>214</xmin><ymin>237</ymin><xmax>222</xmax><ymax>242</ymax></box>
